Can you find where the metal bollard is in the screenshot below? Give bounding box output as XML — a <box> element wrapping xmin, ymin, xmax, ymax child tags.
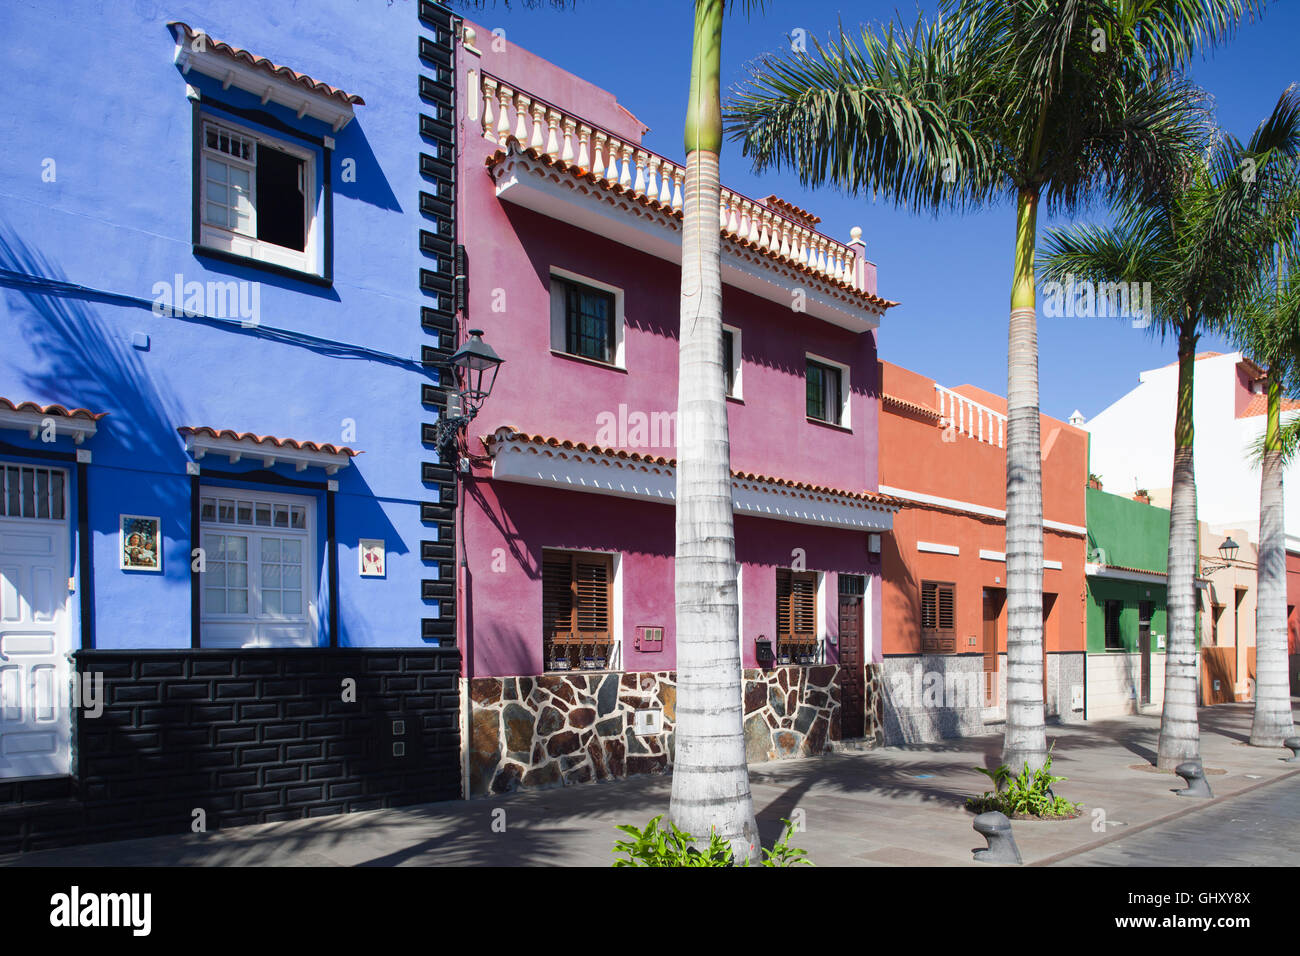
<box><xmin>1174</xmin><ymin>761</ymin><xmax>1213</xmax><ymax>798</ymax></box>
<box><xmin>1283</xmin><ymin>737</ymin><xmax>1300</xmax><ymax>762</ymax></box>
<box><xmin>972</xmin><ymin>811</ymin><xmax>1022</xmax><ymax>864</ymax></box>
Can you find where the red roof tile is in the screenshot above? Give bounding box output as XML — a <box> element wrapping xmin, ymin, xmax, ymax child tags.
<box><xmin>169</xmin><ymin>22</ymin><xmax>364</xmax><ymax>107</ymax></box>
<box><xmin>0</xmin><ymin>397</ymin><xmax>106</xmax><ymax>420</ymax></box>
<box><xmin>178</xmin><ymin>426</ymin><xmax>358</xmax><ymax>457</ymax></box>
<box><xmin>1236</xmin><ymin>393</ymin><xmax>1300</xmax><ymax>419</ymax></box>
<box><xmin>483</xmin><ymin>429</ymin><xmax>902</xmax><ymax>508</ymax></box>
<box><xmin>881</xmin><ymin>393</ymin><xmax>941</xmax><ymax>420</ymax></box>
<box><xmin>484</xmin><ymin>141</ymin><xmax>898</xmax><ymax>313</ymax></box>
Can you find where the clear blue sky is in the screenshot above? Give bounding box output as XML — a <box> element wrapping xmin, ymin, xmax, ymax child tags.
<box><xmin>452</xmin><ymin>1</ymin><xmax>1299</xmax><ymax>421</ymax></box>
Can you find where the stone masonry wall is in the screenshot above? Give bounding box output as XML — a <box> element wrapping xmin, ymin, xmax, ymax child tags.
<box><xmin>468</xmin><ymin>664</ymin><xmax>879</xmax><ymax>796</ymax></box>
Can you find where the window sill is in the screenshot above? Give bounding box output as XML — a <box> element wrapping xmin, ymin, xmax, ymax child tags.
<box><xmin>726</xmin><ymin>394</ymin><xmax>744</xmax><ymax>404</ymax></box>
<box><xmin>549</xmin><ymin>349</ymin><xmax>628</xmax><ymax>373</ymax></box>
<box><xmin>194</xmin><ymin>245</ymin><xmax>333</xmax><ymax>288</ymax></box>
<box><xmin>806</xmin><ymin>416</ymin><xmax>852</xmax><ymax>434</ymax></box>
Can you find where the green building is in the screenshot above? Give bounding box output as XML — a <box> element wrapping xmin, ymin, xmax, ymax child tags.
<box><xmin>1084</xmin><ymin>487</ymin><xmax>1175</xmax><ymax>718</ymax></box>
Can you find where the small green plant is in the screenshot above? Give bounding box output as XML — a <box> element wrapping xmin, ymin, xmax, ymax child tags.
<box><xmin>758</xmin><ymin>817</ymin><xmax>813</xmax><ymax>867</ymax></box>
<box><xmin>967</xmin><ymin>746</ymin><xmax>1082</xmax><ymax>819</ymax></box>
<box><xmin>612</xmin><ymin>815</ymin><xmax>734</xmax><ymax>867</ymax></box>
<box><xmin>611</xmin><ymin>815</ymin><xmax>814</xmax><ymax>867</ymax></box>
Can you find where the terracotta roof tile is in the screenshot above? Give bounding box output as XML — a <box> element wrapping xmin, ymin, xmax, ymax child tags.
<box><xmin>178</xmin><ymin>426</ymin><xmax>358</xmax><ymax>457</ymax></box>
<box><xmin>881</xmin><ymin>393</ymin><xmax>941</xmax><ymax>420</ymax></box>
<box><xmin>485</xmin><ymin>141</ymin><xmax>897</xmax><ymax>313</ymax></box>
<box><xmin>483</xmin><ymin>429</ymin><xmax>902</xmax><ymax>508</ymax></box>
<box><xmin>0</xmin><ymin>397</ymin><xmax>106</xmax><ymax>420</ymax></box>
<box><xmin>169</xmin><ymin>22</ymin><xmax>364</xmax><ymax>107</ymax></box>
<box><xmin>1237</xmin><ymin>393</ymin><xmax>1300</xmax><ymax>419</ymax></box>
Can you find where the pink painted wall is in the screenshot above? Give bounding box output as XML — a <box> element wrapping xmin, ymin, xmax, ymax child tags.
<box><xmin>463</xmin><ymin>479</ymin><xmax>879</xmax><ymax>677</ymax></box>
<box><xmin>454</xmin><ymin>28</ymin><xmax>886</xmax><ymax>678</ymax></box>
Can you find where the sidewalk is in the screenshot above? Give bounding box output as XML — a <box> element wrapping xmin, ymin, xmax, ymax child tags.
<box><xmin>3</xmin><ymin>702</ymin><xmax>1296</xmax><ymax>867</ymax></box>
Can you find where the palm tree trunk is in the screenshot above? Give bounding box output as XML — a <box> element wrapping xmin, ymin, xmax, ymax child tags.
<box><xmin>1002</xmin><ymin>188</ymin><xmax>1048</xmax><ymax>773</ymax></box>
<box><xmin>1251</xmin><ymin>370</ymin><xmax>1295</xmax><ymax>745</ymax></box>
<box><xmin>1157</xmin><ymin>321</ymin><xmax>1202</xmax><ymax>769</ymax></box>
<box><xmin>668</xmin><ymin>0</ymin><xmax>759</xmax><ymax>864</ymax></box>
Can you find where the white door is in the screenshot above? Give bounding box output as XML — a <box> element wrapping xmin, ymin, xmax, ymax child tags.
<box><xmin>0</xmin><ymin>464</ymin><xmax>73</xmax><ymax>779</ymax></box>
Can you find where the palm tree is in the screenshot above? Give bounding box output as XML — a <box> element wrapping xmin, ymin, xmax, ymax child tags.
<box><xmin>1043</xmin><ymin>87</ymin><xmax>1300</xmax><ymax>767</ymax></box>
<box><xmin>1230</xmin><ymin>169</ymin><xmax>1300</xmax><ymax>745</ymax></box>
<box><xmin>668</xmin><ymin>0</ymin><xmax>763</xmax><ymax>863</ymax></box>
<box><xmin>726</xmin><ymin>0</ymin><xmax>1256</xmax><ymax>773</ymax></box>
<box><xmin>465</xmin><ymin>0</ymin><xmax>762</xmax><ymax>860</ymax></box>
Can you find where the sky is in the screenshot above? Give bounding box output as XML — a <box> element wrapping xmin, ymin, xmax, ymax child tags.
<box><xmin>450</xmin><ymin>0</ymin><xmax>1300</xmax><ymax>422</ymax></box>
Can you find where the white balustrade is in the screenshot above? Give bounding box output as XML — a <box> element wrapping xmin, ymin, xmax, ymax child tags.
<box><xmin>479</xmin><ymin>72</ymin><xmax>866</xmax><ymax>291</ymax></box>
<box><xmin>935</xmin><ymin>385</ymin><xmax>1007</xmax><ymax>448</ymax></box>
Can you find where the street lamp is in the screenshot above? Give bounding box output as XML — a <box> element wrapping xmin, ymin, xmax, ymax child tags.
<box><xmin>1200</xmin><ymin>537</ymin><xmax>1240</xmax><ymax>575</ymax></box>
<box><xmin>435</xmin><ymin>329</ymin><xmax>504</xmax><ymax>468</ymax></box>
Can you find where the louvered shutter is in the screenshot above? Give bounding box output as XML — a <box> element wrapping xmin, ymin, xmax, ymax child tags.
<box><xmin>921</xmin><ymin>581</ymin><xmax>956</xmax><ymax>654</ymax></box>
<box><xmin>543</xmin><ymin>553</ymin><xmax>576</xmax><ymax>645</ymax></box>
<box><xmin>791</xmin><ymin>573</ymin><xmax>817</xmax><ymax>644</ymax></box>
<box><xmin>776</xmin><ymin>569</ymin><xmax>793</xmax><ymax>636</ymax></box>
<box><xmin>777</xmin><ymin>569</ymin><xmax>818</xmax><ymax>645</ymax></box>
<box><xmin>574</xmin><ymin>555</ymin><xmax>612</xmax><ymax>642</ymax></box>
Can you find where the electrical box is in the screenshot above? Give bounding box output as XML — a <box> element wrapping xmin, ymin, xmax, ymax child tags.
<box><xmin>755</xmin><ymin>637</ymin><xmax>774</xmax><ymax>667</ymax></box>
<box><xmin>633</xmin><ymin>709</ymin><xmax>662</xmax><ymax>735</ymax></box>
<box><xmin>1156</xmin><ymin>634</ymin><xmax>1165</xmax><ymax>650</ymax></box>
<box><xmin>634</xmin><ymin>625</ymin><xmax>664</xmax><ymax>653</ymax></box>
<box><xmin>1071</xmin><ymin>685</ymin><xmax>1084</xmax><ymax>712</ymax></box>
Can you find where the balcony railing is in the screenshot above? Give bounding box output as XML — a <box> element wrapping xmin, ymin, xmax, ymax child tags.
<box><xmin>935</xmin><ymin>384</ymin><xmax>1006</xmax><ymax>448</ymax></box>
<box><xmin>477</xmin><ymin>72</ymin><xmax>868</xmax><ymax>293</ymax></box>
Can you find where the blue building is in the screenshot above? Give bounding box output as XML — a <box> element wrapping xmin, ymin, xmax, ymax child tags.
<box><xmin>0</xmin><ymin>1</ymin><xmax>463</xmax><ymax>851</ymax></box>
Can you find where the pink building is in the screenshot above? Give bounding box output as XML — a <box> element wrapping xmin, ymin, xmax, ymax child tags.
<box><xmin>452</xmin><ymin>23</ymin><xmax>898</xmax><ymax>794</ymax></box>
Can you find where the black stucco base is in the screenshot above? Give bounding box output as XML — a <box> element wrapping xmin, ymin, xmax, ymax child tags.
<box><xmin>0</xmin><ymin>648</ymin><xmax>461</xmax><ymax>855</ymax></box>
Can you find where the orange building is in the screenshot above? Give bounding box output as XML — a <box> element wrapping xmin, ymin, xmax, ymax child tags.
<box><xmin>876</xmin><ymin>361</ymin><xmax>1089</xmax><ymax>744</ymax></box>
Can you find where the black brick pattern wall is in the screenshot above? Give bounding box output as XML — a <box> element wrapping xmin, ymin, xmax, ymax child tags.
<box><xmin>0</xmin><ymin>648</ymin><xmax>461</xmax><ymax>854</ymax></box>
<box><xmin>417</xmin><ymin>0</ymin><xmax>458</xmax><ymax>648</ymax></box>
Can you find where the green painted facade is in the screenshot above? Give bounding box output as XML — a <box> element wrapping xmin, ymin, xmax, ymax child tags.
<box><xmin>1085</xmin><ymin>488</ymin><xmax>1173</xmax><ymax>654</ymax></box>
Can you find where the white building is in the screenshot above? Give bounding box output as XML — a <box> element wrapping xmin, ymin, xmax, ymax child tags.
<box><xmin>1082</xmin><ymin>351</ymin><xmax>1300</xmax><ymax>549</ymax></box>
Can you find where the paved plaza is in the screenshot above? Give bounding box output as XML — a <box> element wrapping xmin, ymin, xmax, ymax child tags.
<box><xmin>4</xmin><ymin>702</ymin><xmax>1296</xmax><ymax>867</ymax></box>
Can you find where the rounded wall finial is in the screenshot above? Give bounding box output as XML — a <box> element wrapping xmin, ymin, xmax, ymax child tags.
<box><xmin>849</xmin><ymin>226</ymin><xmax>863</xmax><ymax>242</ymax></box>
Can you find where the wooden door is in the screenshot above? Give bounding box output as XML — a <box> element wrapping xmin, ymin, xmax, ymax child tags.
<box><xmin>1041</xmin><ymin>593</ymin><xmax>1057</xmax><ymax>709</ymax></box>
<box><xmin>838</xmin><ymin>575</ymin><xmax>866</xmax><ymax>738</ymax></box>
<box><xmin>1138</xmin><ymin>600</ymin><xmax>1153</xmax><ymax>706</ymax></box>
<box><xmin>983</xmin><ymin>588</ymin><xmax>1003</xmax><ymax>707</ymax></box>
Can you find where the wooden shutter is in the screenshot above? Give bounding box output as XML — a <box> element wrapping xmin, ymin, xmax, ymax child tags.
<box><xmin>921</xmin><ymin>581</ymin><xmax>956</xmax><ymax>653</ymax></box>
<box><xmin>542</xmin><ymin>553</ymin><xmax>576</xmax><ymax>645</ymax></box>
<box><xmin>777</xmin><ymin>569</ymin><xmax>818</xmax><ymax>645</ymax></box>
<box><xmin>543</xmin><ymin>550</ymin><xmax>612</xmax><ymax>647</ymax></box>
<box><xmin>574</xmin><ymin>555</ymin><xmax>612</xmax><ymax>642</ymax></box>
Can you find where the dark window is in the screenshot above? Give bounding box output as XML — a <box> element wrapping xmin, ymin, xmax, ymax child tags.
<box><xmin>722</xmin><ymin>329</ymin><xmax>735</xmax><ymax>396</ymax></box>
<box><xmin>806</xmin><ymin>359</ymin><xmax>843</xmax><ymax>424</ymax></box>
<box><xmin>921</xmin><ymin>580</ymin><xmax>956</xmax><ymax>653</ymax></box>
<box><xmin>1104</xmin><ymin>600</ymin><xmax>1123</xmax><ymax>650</ymax></box>
<box><xmin>255</xmin><ymin>144</ymin><xmax>306</xmax><ymax>251</ymax></box>
<box><xmin>776</xmin><ymin>569</ymin><xmax>818</xmax><ymax>663</ymax></box>
<box><xmin>542</xmin><ymin>549</ymin><xmax>614</xmax><ymax>671</ymax></box>
<box><xmin>555</xmin><ymin>277</ymin><xmax>615</xmax><ymax>363</ymax></box>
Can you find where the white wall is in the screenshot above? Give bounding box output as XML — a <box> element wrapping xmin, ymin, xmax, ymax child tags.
<box><xmin>1084</xmin><ymin>352</ymin><xmax>1300</xmax><ymax>544</ymax></box>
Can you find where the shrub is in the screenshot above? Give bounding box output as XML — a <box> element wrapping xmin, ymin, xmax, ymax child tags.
<box><xmin>612</xmin><ymin>815</ymin><xmax>813</xmax><ymax>867</ymax></box>
<box><xmin>966</xmin><ymin>747</ymin><xmax>1082</xmax><ymax>819</ymax></box>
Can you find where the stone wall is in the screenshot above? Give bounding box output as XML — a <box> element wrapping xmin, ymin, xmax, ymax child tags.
<box><xmin>742</xmin><ymin>665</ymin><xmax>846</xmax><ymax>762</ymax></box>
<box><xmin>468</xmin><ymin>664</ymin><xmax>878</xmax><ymax>796</ymax></box>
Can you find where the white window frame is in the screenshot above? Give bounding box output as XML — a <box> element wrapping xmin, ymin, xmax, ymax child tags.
<box><xmin>805</xmin><ymin>351</ymin><xmax>851</xmax><ymax>429</ymax></box>
<box><xmin>199</xmin><ymin>116</ymin><xmax>321</xmax><ymax>276</ymax></box>
<box><xmin>198</xmin><ymin>485</ymin><xmax>319</xmax><ymax>648</ymax></box>
<box><xmin>722</xmin><ymin>323</ymin><xmax>743</xmax><ymax>399</ymax></box>
<box><xmin>549</xmin><ymin>267</ymin><xmax>626</xmax><ymax>369</ymax></box>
